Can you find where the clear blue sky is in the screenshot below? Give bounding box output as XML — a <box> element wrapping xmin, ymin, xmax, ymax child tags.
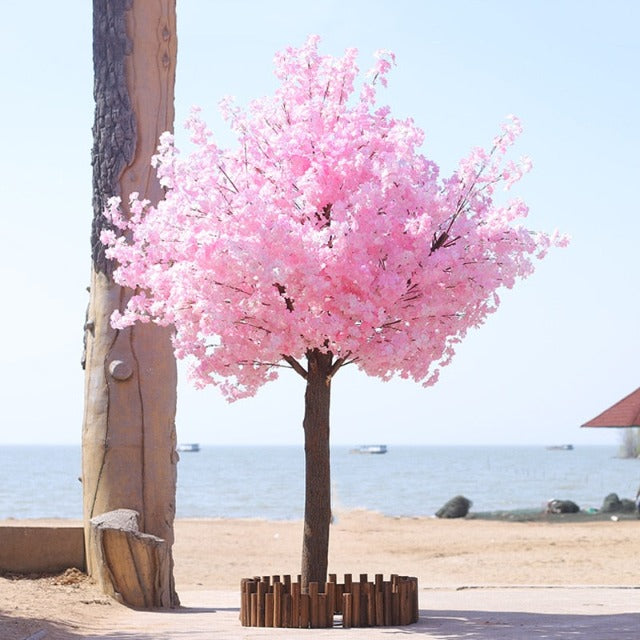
<box><xmin>0</xmin><ymin>1</ymin><xmax>638</xmax><ymax>446</ymax></box>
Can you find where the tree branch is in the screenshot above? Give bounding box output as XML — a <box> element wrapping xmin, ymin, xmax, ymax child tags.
<box><xmin>327</xmin><ymin>350</ymin><xmax>352</xmax><ymax>381</ymax></box>
<box><xmin>236</xmin><ymin>320</ymin><xmax>272</xmax><ymax>334</ymax></box>
<box><xmin>283</xmin><ymin>354</ymin><xmax>307</xmax><ymax>379</ymax></box>
<box><xmin>217</xmin><ymin>164</ymin><xmax>239</xmax><ymax>193</ymax></box>
<box><xmin>238</xmin><ymin>359</ymin><xmax>296</xmax><ymax>369</ymax></box>
<box><xmin>274</xmin><ymin>282</ymin><xmax>295</xmax><ymax>311</ymax></box>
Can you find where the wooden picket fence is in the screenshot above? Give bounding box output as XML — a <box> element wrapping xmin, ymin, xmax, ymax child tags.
<box><xmin>240</xmin><ymin>573</ymin><xmax>419</xmax><ymax>628</ymax></box>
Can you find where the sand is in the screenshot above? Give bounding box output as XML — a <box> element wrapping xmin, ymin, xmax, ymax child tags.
<box><xmin>1</xmin><ymin>510</ymin><xmax>639</xmax><ymax>639</ymax></box>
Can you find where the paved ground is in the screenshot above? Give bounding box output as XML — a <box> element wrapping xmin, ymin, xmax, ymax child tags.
<box><xmin>79</xmin><ymin>586</ymin><xmax>639</xmax><ymax>639</ymax></box>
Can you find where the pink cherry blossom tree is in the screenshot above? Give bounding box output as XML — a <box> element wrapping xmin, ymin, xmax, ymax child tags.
<box><xmin>102</xmin><ymin>36</ymin><xmax>566</xmax><ymax>589</ymax></box>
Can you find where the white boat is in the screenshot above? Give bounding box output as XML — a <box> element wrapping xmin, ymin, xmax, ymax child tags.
<box><xmin>177</xmin><ymin>443</ymin><xmax>200</xmax><ymax>452</ymax></box>
<box><xmin>350</xmin><ymin>444</ymin><xmax>387</xmax><ymax>454</ymax></box>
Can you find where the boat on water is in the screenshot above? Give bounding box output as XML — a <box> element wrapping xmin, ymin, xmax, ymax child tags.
<box><xmin>546</xmin><ymin>444</ymin><xmax>574</xmax><ymax>451</ymax></box>
<box><xmin>350</xmin><ymin>444</ymin><xmax>388</xmax><ymax>454</ymax></box>
<box><xmin>177</xmin><ymin>443</ymin><xmax>200</xmax><ymax>452</ymax></box>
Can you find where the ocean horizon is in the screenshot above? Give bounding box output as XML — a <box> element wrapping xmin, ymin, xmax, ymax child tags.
<box><xmin>1</xmin><ymin>445</ymin><xmax>638</xmax><ymax>521</ymax></box>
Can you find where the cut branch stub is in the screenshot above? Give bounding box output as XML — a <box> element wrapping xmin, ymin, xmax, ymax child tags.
<box><xmin>89</xmin><ymin>509</ymin><xmax>175</xmax><ymax>608</ymax></box>
<box><xmin>108</xmin><ymin>359</ymin><xmax>133</xmax><ymax>381</ymax></box>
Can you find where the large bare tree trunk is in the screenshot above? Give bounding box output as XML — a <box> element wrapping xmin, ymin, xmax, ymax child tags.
<box><xmin>82</xmin><ymin>0</ymin><xmax>179</xmax><ymax>608</ymax></box>
<box><xmin>300</xmin><ymin>349</ymin><xmax>333</xmax><ymax>592</ymax></box>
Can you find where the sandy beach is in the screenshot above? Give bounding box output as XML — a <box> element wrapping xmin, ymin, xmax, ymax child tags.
<box><xmin>2</xmin><ymin>510</ymin><xmax>639</xmax><ymax>639</ymax></box>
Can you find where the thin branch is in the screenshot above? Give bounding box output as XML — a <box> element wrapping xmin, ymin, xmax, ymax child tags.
<box><xmin>217</xmin><ymin>165</ymin><xmax>239</xmax><ymax>193</ymax></box>
<box><xmin>430</xmin><ymin>148</ymin><xmax>502</xmax><ymax>255</ymax></box>
<box><xmin>235</xmin><ymin>320</ymin><xmax>272</xmax><ymax>334</ymax></box>
<box><xmin>282</xmin><ymin>101</ymin><xmax>291</xmax><ymax>125</ymax></box>
<box><xmin>264</xmin><ymin>117</ymin><xmax>282</xmax><ymax>135</ymax></box>
<box><xmin>211</xmin><ymin>279</ymin><xmax>253</xmax><ymax>296</ymax></box>
<box><xmin>238</xmin><ymin>359</ymin><xmax>294</xmax><ymax>369</ymax></box>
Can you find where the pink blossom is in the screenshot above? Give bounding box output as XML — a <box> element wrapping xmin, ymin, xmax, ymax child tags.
<box><xmin>102</xmin><ymin>36</ymin><xmax>566</xmax><ymax>401</ymax></box>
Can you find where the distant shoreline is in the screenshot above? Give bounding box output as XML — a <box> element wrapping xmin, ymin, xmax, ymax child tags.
<box><xmin>468</xmin><ymin>509</ymin><xmax>639</xmax><ymax>523</ymax></box>
<box><xmin>3</xmin><ymin>505</ymin><xmax>639</xmax><ymax>527</ymax></box>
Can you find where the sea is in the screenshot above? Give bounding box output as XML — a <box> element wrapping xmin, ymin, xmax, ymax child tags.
<box><xmin>1</xmin><ymin>445</ymin><xmax>638</xmax><ymax>521</ymax></box>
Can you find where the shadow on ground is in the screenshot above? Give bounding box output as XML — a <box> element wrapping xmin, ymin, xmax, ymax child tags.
<box><xmin>391</xmin><ymin>608</ymin><xmax>640</xmax><ymax>639</ymax></box>
<box><xmin>3</xmin><ymin>607</ymin><xmax>640</xmax><ymax>639</ymax></box>
<box><xmin>0</xmin><ymin>612</ymin><xmax>74</xmax><ymax>640</ymax></box>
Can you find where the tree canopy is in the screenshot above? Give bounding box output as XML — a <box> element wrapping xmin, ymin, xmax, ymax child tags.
<box><xmin>102</xmin><ymin>35</ymin><xmax>566</xmax><ymax>400</ymax></box>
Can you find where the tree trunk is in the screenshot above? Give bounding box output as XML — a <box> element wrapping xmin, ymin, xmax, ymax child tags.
<box><xmin>301</xmin><ymin>349</ymin><xmax>333</xmax><ymax>592</ymax></box>
<box><xmin>82</xmin><ymin>0</ymin><xmax>179</xmax><ymax>608</ymax></box>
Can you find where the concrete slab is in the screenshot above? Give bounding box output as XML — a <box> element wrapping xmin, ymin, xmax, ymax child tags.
<box><xmin>87</xmin><ymin>587</ymin><xmax>640</xmax><ymax>639</ymax></box>
<box><xmin>0</xmin><ymin>525</ymin><xmax>85</xmax><ymax>573</ymax></box>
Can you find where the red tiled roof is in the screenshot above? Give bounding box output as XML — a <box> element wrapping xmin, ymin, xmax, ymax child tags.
<box><xmin>582</xmin><ymin>386</ymin><xmax>640</xmax><ymax>428</ymax></box>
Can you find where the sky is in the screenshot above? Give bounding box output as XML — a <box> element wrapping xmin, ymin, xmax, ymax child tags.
<box><xmin>0</xmin><ymin>1</ymin><xmax>638</xmax><ymax>447</ymax></box>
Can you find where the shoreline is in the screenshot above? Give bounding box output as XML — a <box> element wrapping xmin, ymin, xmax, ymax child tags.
<box><xmin>2</xmin><ymin>504</ymin><xmax>638</xmax><ymax>527</ymax></box>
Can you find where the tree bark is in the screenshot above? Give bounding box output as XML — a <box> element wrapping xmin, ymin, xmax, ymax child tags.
<box><xmin>82</xmin><ymin>0</ymin><xmax>179</xmax><ymax>608</ymax></box>
<box><xmin>301</xmin><ymin>349</ymin><xmax>333</xmax><ymax>592</ymax></box>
